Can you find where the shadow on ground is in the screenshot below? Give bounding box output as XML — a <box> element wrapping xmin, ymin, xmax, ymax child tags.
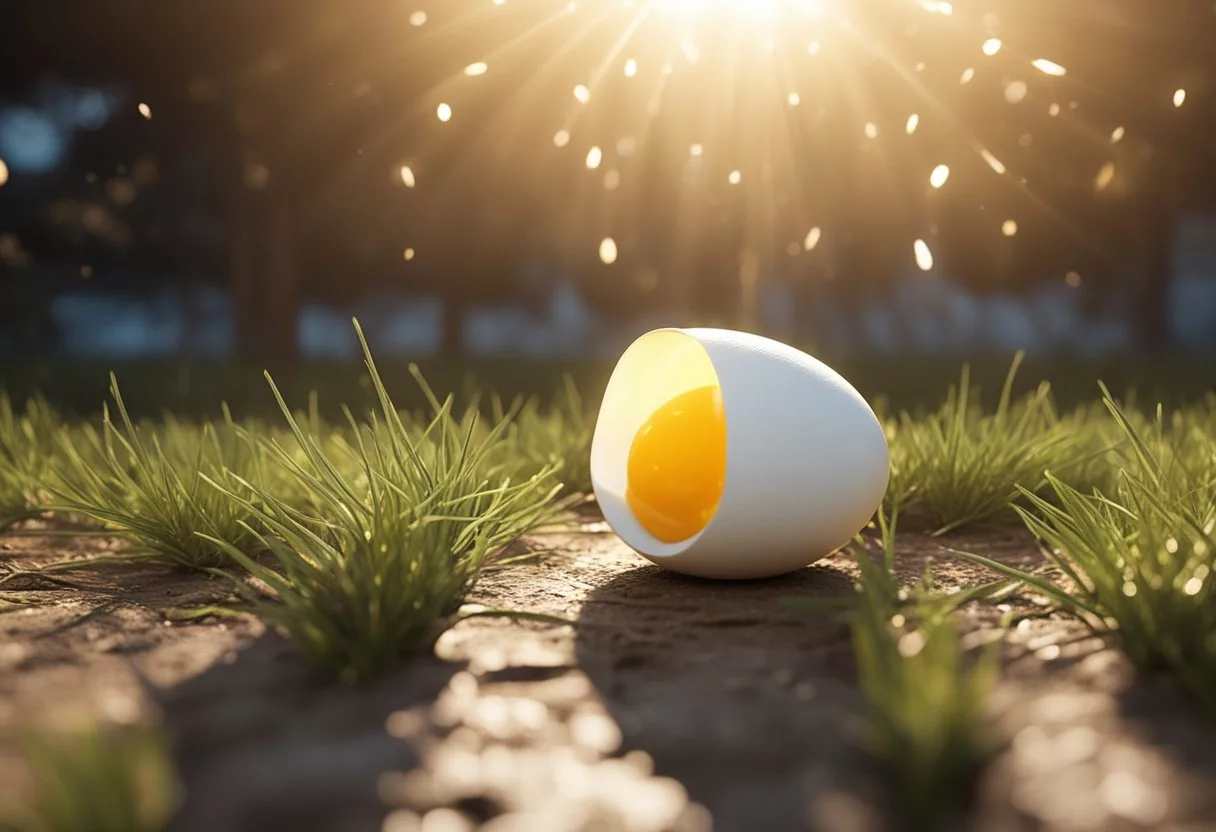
<box><xmin>158</xmin><ymin>631</ymin><xmax>458</xmax><ymax>832</ymax></box>
<box><xmin>573</xmin><ymin>559</ymin><xmax>897</xmax><ymax>832</ymax></box>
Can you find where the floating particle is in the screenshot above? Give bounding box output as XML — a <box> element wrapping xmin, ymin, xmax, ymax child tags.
<box><xmin>960</xmin><ymin>67</ymin><xmax>975</xmax><ymax>84</ymax></box>
<box><xmin>616</xmin><ymin>136</ymin><xmax>637</xmax><ymax>156</ymax></box>
<box><xmin>137</xmin><ymin>102</ymin><xmax>152</xmax><ymax>119</ymax></box>
<box><xmin>1174</xmin><ymin>88</ymin><xmax>1187</xmax><ymax>107</ymax></box>
<box><xmin>980</xmin><ymin>149</ymin><xmax>1006</xmax><ymax>174</ymax></box>
<box><xmin>804</xmin><ymin>227</ymin><xmax>821</xmax><ymax>251</ymax></box>
<box><xmin>905</xmin><ymin>114</ymin><xmax>919</xmax><ymax>134</ymax></box>
<box><xmin>913</xmin><ymin>239</ymin><xmax>934</xmax><ymax>271</ymax></box>
<box><xmin>929</xmin><ymin>164</ymin><xmax>949</xmax><ymax>188</ymax></box>
<box><xmin>1032</xmin><ymin>58</ymin><xmax>1067</xmax><ymax>76</ymax></box>
<box><xmin>464</xmin><ymin>62</ymin><xmax>489</xmax><ymax>76</ymax></box>
<box><xmin>1066</xmin><ymin>271</ymin><xmax>1081</xmax><ymax>287</ymax></box>
<box><xmin>586</xmin><ymin>146</ymin><xmax>603</xmax><ymax>169</ymax></box>
<box><xmin>1002</xmin><ymin>219</ymin><xmax>1018</xmax><ymax>236</ymax></box>
<box><xmin>1111</xmin><ymin>126</ymin><xmax>1126</xmax><ymax>143</ymax></box>
<box><xmin>80</xmin><ymin>264</ymin><xmax>93</xmax><ymax>278</ymax></box>
<box><xmin>409</xmin><ymin>10</ymin><xmax>427</xmax><ymax>26</ymax></box>
<box><xmin>1005</xmin><ymin>81</ymin><xmax>1028</xmax><ymax>103</ymax></box>
<box><xmin>574</xmin><ymin>84</ymin><xmax>591</xmax><ymax>104</ymax></box>
<box><xmin>788</xmin><ymin>92</ymin><xmax>801</xmax><ymax>107</ymax></box>
<box><xmin>982</xmin><ymin>38</ymin><xmax>1002</xmax><ymax>56</ymax></box>
<box><xmin>864</xmin><ymin>122</ymin><xmax>878</xmax><ymax>139</ymax></box>
<box><xmin>728</xmin><ymin>169</ymin><xmax>742</xmax><ymax>184</ymax></box>
<box><xmin>599</xmin><ymin>237</ymin><xmax>618</xmax><ymax>264</ymax></box>
<box><xmin>554</xmin><ymin>130</ymin><xmax>571</xmax><ymax>147</ymax></box>
<box><xmin>808</xmin><ymin>41</ymin><xmax>821</xmax><ymax>55</ymax></box>
<box><xmin>603</xmin><ymin>169</ymin><xmax>621</xmax><ymax>190</ymax></box>
<box><xmin>1095</xmin><ymin>161</ymin><xmax>1116</xmax><ymax>191</ymax></box>
<box><xmin>400</xmin><ymin>165</ymin><xmax>416</xmax><ymax>187</ymax></box>
<box><xmin>1048</xmin><ymin>102</ymin><xmax>1061</xmax><ymax>116</ymax></box>
<box><xmin>437</xmin><ymin>103</ymin><xmax>452</xmax><ymax>121</ymax></box>
<box><xmin>624</xmin><ymin>58</ymin><xmax>638</xmax><ymax>77</ymax></box>
<box><xmin>404</xmin><ymin>247</ymin><xmax>416</xmax><ymax>261</ymax></box>
<box><xmin>690</xmin><ymin>143</ymin><xmax>704</xmax><ymax>157</ymax></box>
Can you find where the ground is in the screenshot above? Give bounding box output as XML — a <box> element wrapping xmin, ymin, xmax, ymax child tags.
<box><xmin>3</xmin><ymin>521</ymin><xmax>1216</xmax><ymax>832</ymax></box>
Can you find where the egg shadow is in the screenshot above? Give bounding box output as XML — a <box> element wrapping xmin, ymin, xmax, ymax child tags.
<box><xmin>573</xmin><ymin>559</ymin><xmax>897</xmax><ymax>832</ymax></box>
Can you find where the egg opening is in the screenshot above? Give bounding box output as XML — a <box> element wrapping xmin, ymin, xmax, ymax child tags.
<box><xmin>591</xmin><ymin>329</ymin><xmax>727</xmax><ymax>556</ymax></box>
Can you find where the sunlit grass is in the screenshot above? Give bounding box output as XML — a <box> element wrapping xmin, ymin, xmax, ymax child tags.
<box><xmin>891</xmin><ymin>354</ymin><xmax>1084</xmax><ymax>533</ymax></box>
<box><xmin>495</xmin><ymin>375</ymin><xmax>594</xmax><ymax>496</ymax></box>
<box><xmin>2</xmin><ymin>722</ymin><xmax>180</xmax><ymax>832</ymax></box>
<box><xmin>0</xmin><ymin>395</ymin><xmax>60</xmax><ymax>528</ymax></box>
<box><xmin>952</xmin><ymin>388</ymin><xmax>1216</xmax><ymax>714</ymax></box>
<box><xmin>46</xmin><ymin>381</ymin><xmax>270</xmax><ymax>569</ymax></box>
<box><xmin>786</xmin><ymin>505</ymin><xmax>1007</xmax><ymax>824</ymax></box>
<box><xmin>203</xmin><ymin>322</ymin><xmax>566</xmax><ymax>683</ymax></box>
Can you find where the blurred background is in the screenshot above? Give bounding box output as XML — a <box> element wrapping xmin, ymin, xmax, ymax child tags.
<box><xmin>1</xmin><ymin>0</ymin><xmax>1214</xmax><ymax>410</ymax></box>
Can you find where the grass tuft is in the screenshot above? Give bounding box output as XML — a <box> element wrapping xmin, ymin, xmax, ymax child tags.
<box><xmin>3</xmin><ymin>722</ymin><xmax>180</xmax><ymax>832</ymax></box>
<box><xmin>951</xmin><ymin>387</ymin><xmax>1216</xmax><ymax>714</ymax></box>
<box><xmin>0</xmin><ymin>395</ymin><xmax>60</xmax><ymax>528</ymax></box>
<box><xmin>891</xmin><ymin>353</ymin><xmax>1080</xmax><ymax>533</ymax></box>
<box><xmin>48</xmin><ymin>379</ymin><xmax>266</xmax><ymax>569</ymax></box>
<box><xmin>202</xmin><ymin>320</ymin><xmax>565</xmax><ymax>683</ymax></box>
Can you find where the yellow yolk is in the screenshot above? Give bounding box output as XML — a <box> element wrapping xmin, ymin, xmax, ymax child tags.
<box><xmin>625</xmin><ymin>385</ymin><xmax>727</xmax><ymax>543</ymax></box>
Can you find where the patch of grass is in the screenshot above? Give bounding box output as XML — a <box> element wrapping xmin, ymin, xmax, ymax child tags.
<box><xmin>850</xmin><ymin>508</ymin><xmax>1004</xmax><ymax>825</ymax></box>
<box><xmin>47</xmin><ymin>379</ymin><xmax>269</xmax><ymax>569</ymax></box>
<box><xmin>203</xmin><ymin>321</ymin><xmax>566</xmax><ymax>683</ymax></box>
<box><xmin>952</xmin><ymin>388</ymin><xmax>1216</xmax><ymax>714</ymax></box>
<box><xmin>892</xmin><ymin>353</ymin><xmax>1082</xmax><ymax>533</ymax></box>
<box><xmin>495</xmin><ymin>375</ymin><xmax>594</xmax><ymax>496</ymax></box>
<box><xmin>2</xmin><ymin>722</ymin><xmax>180</xmax><ymax>832</ymax></box>
<box><xmin>788</xmin><ymin>506</ymin><xmax>1007</xmax><ymax>826</ymax></box>
<box><xmin>0</xmin><ymin>395</ymin><xmax>60</xmax><ymax>528</ymax></box>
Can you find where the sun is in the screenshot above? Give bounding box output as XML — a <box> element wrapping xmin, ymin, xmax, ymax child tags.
<box><xmin>657</xmin><ymin>0</ymin><xmax>791</xmax><ymax>22</ymax></box>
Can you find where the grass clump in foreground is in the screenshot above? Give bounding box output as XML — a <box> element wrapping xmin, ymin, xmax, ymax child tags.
<box><xmin>2</xmin><ymin>722</ymin><xmax>180</xmax><ymax>832</ymax></box>
<box><xmin>205</xmin><ymin>321</ymin><xmax>565</xmax><ymax>683</ymax></box>
<box><xmin>890</xmin><ymin>353</ymin><xmax>1082</xmax><ymax>534</ymax></box>
<box><xmin>953</xmin><ymin>388</ymin><xmax>1216</xmax><ymax>714</ymax></box>
<box><xmin>790</xmin><ymin>507</ymin><xmax>1005</xmax><ymax>826</ymax></box>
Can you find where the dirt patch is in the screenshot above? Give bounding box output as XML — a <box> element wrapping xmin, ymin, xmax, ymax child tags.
<box><xmin>3</xmin><ymin>522</ymin><xmax>1216</xmax><ymax>831</ymax></box>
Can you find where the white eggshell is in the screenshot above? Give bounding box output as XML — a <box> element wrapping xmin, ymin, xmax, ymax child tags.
<box><xmin>591</xmin><ymin>328</ymin><xmax>889</xmax><ymax>579</ymax></box>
